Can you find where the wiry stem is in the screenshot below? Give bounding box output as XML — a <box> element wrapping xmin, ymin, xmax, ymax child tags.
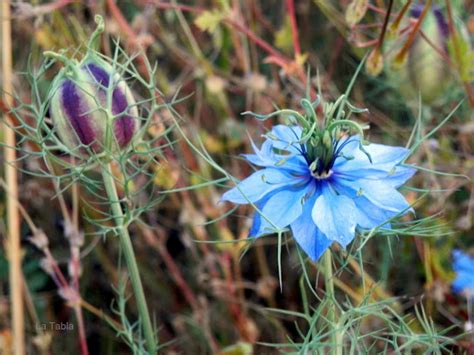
<box><xmin>322</xmin><ymin>250</ymin><xmax>342</xmax><ymax>355</ymax></box>
<box><xmin>101</xmin><ymin>163</ymin><xmax>157</xmax><ymax>355</ymax></box>
<box><xmin>55</xmin><ymin>178</ymin><xmax>89</xmax><ymax>354</ymax></box>
<box><xmin>88</xmin><ymin>15</ymin><xmax>105</xmax><ymax>51</ymax></box>
<box><xmin>73</xmin><ymin>304</ymin><xmax>89</xmax><ymax>355</ymax></box>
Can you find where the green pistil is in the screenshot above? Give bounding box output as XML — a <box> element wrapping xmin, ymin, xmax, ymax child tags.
<box><xmin>305</xmin><ymin>128</ymin><xmax>337</xmax><ymax>176</ymax></box>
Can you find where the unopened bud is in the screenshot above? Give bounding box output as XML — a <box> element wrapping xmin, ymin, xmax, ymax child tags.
<box><xmin>366</xmin><ymin>47</ymin><xmax>384</xmax><ymax>76</ymax></box>
<box><xmin>406</xmin><ymin>4</ymin><xmax>449</xmax><ymax>102</ymax></box>
<box><xmin>322</xmin><ymin>131</ymin><xmax>332</xmax><ymax>150</ymax></box>
<box><xmin>49</xmin><ymin>59</ymin><xmax>139</xmax><ymax>155</ymax></box>
<box><xmin>388</xmin><ymin>4</ymin><xmax>453</xmax><ymax>103</ymax></box>
<box><xmin>47</xmin><ymin>16</ymin><xmax>139</xmax><ymax>156</ymax></box>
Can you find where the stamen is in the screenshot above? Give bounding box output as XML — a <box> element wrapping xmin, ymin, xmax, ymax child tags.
<box><xmin>311</xmin><ymin>169</ymin><xmax>333</xmax><ymax>180</ymax></box>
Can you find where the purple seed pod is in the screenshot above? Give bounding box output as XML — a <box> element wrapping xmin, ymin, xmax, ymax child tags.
<box><xmin>81</xmin><ymin>61</ymin><xmax>138</xmax><ymax>149</ymax></box>
<box><xmin>410</xmin><ymin>4</ymin><xmax>449</xmax><ymax>43</ymax></box>
<box><xmin>407</xmin><ymin>4</ymin><xmax>450</xmax><ymax>102</ymax></box>
<box><xmin>49</xmin><ymin>58</ymin><xmax>139</xmax><ymax>156</ymax></box>
<box><xmin>387</xmin><ymin>4</ymin><xmax>452</xmax><ymax>103</ymax></box>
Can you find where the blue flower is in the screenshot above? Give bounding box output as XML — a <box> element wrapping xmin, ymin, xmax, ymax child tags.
<box><xmin>221</xmin><ymin>125</ymin><xmax>416</xmax><ymax>261</ymax></box>
<box><xmin>452</xmin><ymin>250</ymin><xmax>474</xmax><ymax>300</ymax></box>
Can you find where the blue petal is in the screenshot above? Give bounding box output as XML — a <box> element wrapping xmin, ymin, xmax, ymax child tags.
<box><xmin>242</xmin><ymin>139</ymin><xmax>275</xmax><ymax>166</ymax></box>
<box><xmin>249</xmin><ymin>192</ymin><xmax>272</xmax><ymax>237</ymax></box>
<box><xmin>249</xmin><ymin>182</ymin><xmax>313</xmax><ymax>237</ymax></box>
<box><xmin>266</xmin><ymin>125</ymin><xmax>303</xmax><ymax>154</ymax></box>
<box><xmin>354</xmin><ymin>140</ymin><xmax>410</xmax><ymax>165</ymax></box>
<box><xmin>334</xmin><ymin>135</ymin><xmax>361</xmax><ymax>157</ymax></box>
<box><xmin>290</xmin><ymin>193</ymin><xmax>332</xmax><ymax>261</ymax></box>
<box><xmin>354</xmin><ymin>196</ymin><xmax>392</xmax><ymax>229</ymax></box>
<box><xmin>311</xmin><ymin>182</ymin><xmax>359</xmax><ymax>248</ymax></box>
<box><xmin>334</xmin><ymin>138</ymin><xmax>413</xmax><ymax>184</ymax></box>
<box><xmin>221</xmin><ymin>168</ymin><xmax>303</xmax><ymax>204</ymax></box>
<box><xmin>452</xmin><ymin>249</ymin><xmax>474</xmax><ymax>273</ymax></box>
<box><xmin>328</xmin><ymin>179</ymin><xmax>399</xmax><ymax>229</ymax></box>
<box><xmin>333</xmin><ymin>178</ymin><xmax>413</xmax><ymax>216</ymax></box>
<box><xmin>452</xmin><ymin>250</ymin><xmax>474</xmax><ymax>299</ymax></box>
<box><xmin>452</xmin><ymin>271</ymin><xmax>474</xmax><ymax>295</ymax></box>
<box><xmin>384</xmin><ymin>166</ymin><xmax>417</xmax><ymax>188</ymax></box>
<box><xmin>242</xmin><ymin>138</ymin><xmax>309</xmax><ymax>174</ymax></box>
<box><xmin>333</xmin><ymin>164</ymin><xmax>416</xmax><ymax>188</ymax></box>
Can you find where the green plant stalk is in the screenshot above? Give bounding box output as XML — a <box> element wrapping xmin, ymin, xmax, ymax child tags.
<box><xmin>101</xmin><ymin>163</ymin><xmax>156</xmax><ymax>355</ymax></box>
<box><xmin>322</xmin><ymin>250</ymin><xmax>342</xmax><ymax>355</ymax></box>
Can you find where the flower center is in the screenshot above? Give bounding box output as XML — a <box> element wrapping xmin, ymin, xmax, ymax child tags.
<box><xmin>310</xmin><ymin>169</ymin><xmax>333</xmax><ymax>180</ymax></box>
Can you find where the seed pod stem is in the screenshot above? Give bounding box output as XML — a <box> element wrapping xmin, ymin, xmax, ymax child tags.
<box><xmin>43</xmin><ymin>50</ymin><xmax>67</xmax><ymax>62</ymax></box>
<box><xmin>44</xmin><ymin>50</ymin><xmax>76</xmax><ymax>69</ymax></box>
<box><xmin>88</xmin><ymin>15</ymin><xmax>105</xmax><ymax>52</ymax></box>
<box><xmin>101</xmin><ymin>162</ymin><xmax>157</xmax><ymax>354</ymax></box>
<box><xmin>44</xmin><ymin>50</ymin><xmax>84</xmax><ymax>82</ymax></box>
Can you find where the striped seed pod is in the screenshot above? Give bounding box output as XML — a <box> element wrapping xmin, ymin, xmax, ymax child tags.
<box><xmin>406</xmin><ymin>4</ymin><xmax>450</xmax><ymax>103</ymax></box>
<box><xmin>49</xmin><ymin>57</ymin><xmax>139</xmax><ymax>156</ymax></box>
<box><xmin>387</xmin><ymin>4</ymin><xmax>452</xmax><ymax>104</ymax></box>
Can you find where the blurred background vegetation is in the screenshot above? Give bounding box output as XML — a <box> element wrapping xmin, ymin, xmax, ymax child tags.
<box><xmin>0</xmin><ymin>0</ymin><xmax>473</xmax><ymax>353</ymax></box>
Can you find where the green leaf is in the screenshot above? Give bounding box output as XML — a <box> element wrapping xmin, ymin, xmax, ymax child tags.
<box><xmin>194</xmin><ymin>10</ymin><xmax>223</xmax><ymax>34</ymax></box>
<box><xmin>275</xmin><ymin>16</ymin><xmax>293</xmax><ymax>53</ymax></box>
<box><xmin>220</xmin><ymin>342</ymin><xmax>253</xmax><ymax>355</ymax></box>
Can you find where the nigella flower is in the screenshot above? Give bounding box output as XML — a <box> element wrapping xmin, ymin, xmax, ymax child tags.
<box><xmin>221</xmin><ymin>123</ymin><xmax>416</xmax><ymax>261</ymax></box>
<box><xmin>452</xmin><ymin>250</ymin><xmax>474</xmax><ymax>300</ymax></box>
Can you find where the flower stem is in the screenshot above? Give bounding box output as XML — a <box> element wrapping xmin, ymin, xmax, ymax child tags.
<box><xmin>73</xmin><ymin>304</ymin><xmax>89</xmax><ymax>355</ymax></box>
<box><xmin>322</xmin><ymin>250</ymin><xmax>342</xmax><ymax>355</ymax></box>
<box><xmin>101</xmin><ymin>163</ymin><xmax>156</xmax><ymax>355</ymax></box>
<box><xmin>2</xmin><ymin>1</ymin><xmax>25</xmax><ymax>354</ymax></box>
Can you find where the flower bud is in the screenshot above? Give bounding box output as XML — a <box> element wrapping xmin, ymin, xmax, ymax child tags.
<box><xmin>406</xmin><ymin>4</ymin><xmax>449</xmax><ymax>102</ymax></box>
<box><xmin>81</xmin><ymin>59</ymin><xmax>139</xmax><ymax>149</ymax></box>
<box><xmin>388</xmin><ymin>4</ymin><xmax>452</xmax><ymax>104</ymax></box>
<box><xmin>47</xmin><ymin>16</ymin><xmax>139</xmax><ymax>157</ymax></box>
<box><xmin>49</xmin><ymin>58</ymin><xmax>139</xmax><ymax>156</ymax></box>
<box><xmin>366</xmin><ymin>47</ymin><xmax>384</xmax><ymax>76</ymax></box>
<box><xmin>322</xmin><ymin>130</ymin><xmax>332</xmax><ymax>150</ymax></box>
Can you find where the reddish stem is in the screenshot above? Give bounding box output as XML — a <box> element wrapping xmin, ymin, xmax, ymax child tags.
<box><xmin>286</xmin><ymin>0</ymin><xmax>301</xmax><ymax>56</ymax></box>
<box><xmin>394</xmin><ymin>0</ymin><xmax>432</xmax><ymax>63</ymax></box>
<box><xmin>147</xmin><ymin>1</ymin><xmax>291</xmax><ymax>67</ymax></box>
<box><xmin>389</xmin><ymin>0</ymin><xmax>412</xmax><ymax>33</ymax></box>
<box><xmin>352</xmin><ymin>38</ymin><xmax>380</xmax><ymax>48</ymax></box>
<box><xmin>224</xmin><ymin>18</ymin><xmax>290</xmax><ymax>64</ymax></box>
<box><xmin>367</xmin><ymin>3</ymin><xmax>387</xmax><ymax>15</ymax></box>
<box><xmin>221</xmin><ymin>254</ymin><xmax>248</xmax><ymax>340</ymax></box>
<box><xmin>141</xmin><ymin>227</ymin><xmax>199</xmax><ymax>309</ymax></box>
<box><xmin>106</xmin><ymin>0</ymin><xmax>150</xmax><ymax>79</ymax></box>
<box><xmin>419</xmin><ymin>30</ymin><xmax>451</xmax><ymax>64</ymax></box>
<box><xmin>44</xmin><ymin>249</ymin><xmax>69</xmax><ymax>288</ymax></box>
<box><xmin>70</xmin><ymin>245</ymin><xmax>88</xmax><ymax>354</ymax></box>
<box><xmin>374</xmin><ymin>0</ymin><xmax>394</xmax><ymax>52</ymax></box>
<box><xmin>74</xmin><ymin>305</ymin><xmax>89</xmax><ymax>355</ymax></box>
<box><xmin>326</xmin><ymin>36</ymin><xmax>344</xmax><ymax>83</ymax></box>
